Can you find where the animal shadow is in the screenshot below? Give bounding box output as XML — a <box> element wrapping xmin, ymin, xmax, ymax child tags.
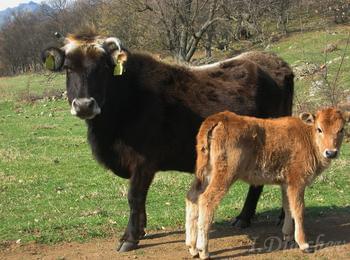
<box><xmin>210</xmin><ymin>206</ymin><xmax>350</xmax><ymax>259</ymax></box>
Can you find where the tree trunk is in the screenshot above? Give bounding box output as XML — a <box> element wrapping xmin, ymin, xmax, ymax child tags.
<box><xmin>205</xmin><ymin>25</ymin><xmax>215</xmax><ymax>58</ymax></box>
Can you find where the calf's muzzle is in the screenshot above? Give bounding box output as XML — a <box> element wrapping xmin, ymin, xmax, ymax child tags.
<box><xmin>324</xmin><ymin>149</ymin><xmax>338</xmax><ymax>159</ymax></box>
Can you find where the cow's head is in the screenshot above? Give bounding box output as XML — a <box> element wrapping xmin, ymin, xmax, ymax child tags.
<box><xmin>300</xmin><ymin>108</ymin><xmax>350</xmax><ymax>159</ymax></box>
<box><xmin>41</xmin><ymin>32</ymin><xmax>127</xmax><ymax>120</ymax></box>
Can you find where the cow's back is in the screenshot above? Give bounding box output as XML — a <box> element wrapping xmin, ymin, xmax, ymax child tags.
<box><xmin>235</xmin><ymin>51</ymin><xmax>294</xmax><ymax>115</ymax></box>
<box><xmin>186</xmin><ymin>55</ymin><xmax>292</xmax><ymax>119</ymax></box>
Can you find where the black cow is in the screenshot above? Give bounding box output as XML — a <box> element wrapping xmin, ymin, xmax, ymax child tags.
<box><xmin>42</xmin><ymin>30</ymin><xmax>294</xmax><ymax>252</ymax></box>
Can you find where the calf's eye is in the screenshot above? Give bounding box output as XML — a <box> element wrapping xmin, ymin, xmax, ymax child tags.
<box><xmin>317</xmin><ymin>127</ymin><xmax>322</xmax><ymax>133</ymax></box>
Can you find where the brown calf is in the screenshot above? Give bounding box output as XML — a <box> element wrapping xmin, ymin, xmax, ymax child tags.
<box><xmin>186</xmin><ymin>107</ymin><xmax>350</xmax><ymax>259</ymax></box>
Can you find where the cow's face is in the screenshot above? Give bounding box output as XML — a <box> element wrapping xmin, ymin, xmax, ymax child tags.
<box><xmin>42</xmin><ymin>34</ymin><xmax>127</xmax><ymax>120</ymax></box>
<box><xmin>300</xmin><ymin>108</ymin><xmax>350</xmax><ymax>159</ymax></box>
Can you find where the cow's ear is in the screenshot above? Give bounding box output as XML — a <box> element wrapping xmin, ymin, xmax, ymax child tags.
<box><xmin>41</xmin><ymin>47</ymin><xmax>65</xmax><ymax>72</ymax></box>
<box><xmin>103</xmin><ymin>37</ymin><xmax>127</xmax><ymax>76</ymax></box>
<box><xmin>299</xmin><ymin>112</ymin><xmax>315</xmax><ymax>125</ymax></box>
<box><xmin>343</xmin><ymin>111</ymin><xmax>350</xmax><ymax>123</ymax></box>
<box><xmin>111</xmin><ymin>51</ymin><xmax>127</xmax><ymax>76</ymax></box>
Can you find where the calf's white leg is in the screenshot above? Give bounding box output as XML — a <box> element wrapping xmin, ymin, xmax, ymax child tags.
<box><xmin>287</xmin><ymin>185</ymin><xmax>310</xmax><ymax>251</ymax></box>
<box><xmin>196</xmin><ymin>174</ymin><xmax>236</xmax><ymax>259</ymax></box>
<box><xmin>186</xmin><ymin>195</ymin><xmax>199</xmax><ymax>256</ymax></box>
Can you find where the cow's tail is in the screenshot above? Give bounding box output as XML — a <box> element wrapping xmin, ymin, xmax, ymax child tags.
<box><xmin>283</xmin><ymin>70</ymin><xmax>294</xmax><ymax>116</ymax></box>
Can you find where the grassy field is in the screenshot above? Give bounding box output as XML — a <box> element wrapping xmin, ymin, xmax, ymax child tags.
<box><xmin>0</xmin><ymin>25</ymin><xmax>350</xmax><ymax>246</ymax></box>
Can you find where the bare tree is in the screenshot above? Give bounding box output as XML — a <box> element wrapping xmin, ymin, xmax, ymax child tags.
<box><xmin>147</xmin><ymin>0</ymin><xmax>226</xmax><ymax>62</ymax></box>
<box><xmin>269</xmin><ymin>0</ymin><xmax>291</xmax><ymax>34</ymax></box>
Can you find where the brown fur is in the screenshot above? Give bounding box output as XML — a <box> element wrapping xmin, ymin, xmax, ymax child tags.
<box><xmin>186</xmin><ymin>108</ymin><xmax>349</xmax><ymax>259</ymax></box>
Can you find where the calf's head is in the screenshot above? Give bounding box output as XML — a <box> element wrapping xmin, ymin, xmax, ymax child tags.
<box><xmin>300</xmin><ymin>108</ymin><xmax>350</xmax><ymax>159</ymax></box>
<box><xmin>41</xmin><ymin>32</ymin><xmax>127</xmax><ymax>120</ymax></box>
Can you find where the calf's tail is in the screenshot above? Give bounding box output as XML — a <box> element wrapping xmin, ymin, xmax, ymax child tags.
<box><xmin>195</xmin><ymin>121</ymin><xmax>221</xmax><ymax>186</ymax></box>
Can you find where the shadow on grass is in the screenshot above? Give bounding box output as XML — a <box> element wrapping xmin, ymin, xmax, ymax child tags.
<box><xmin>140</xmin><ymin>206</ymin><xmax>350</xmax><ymax>258</ymax></box>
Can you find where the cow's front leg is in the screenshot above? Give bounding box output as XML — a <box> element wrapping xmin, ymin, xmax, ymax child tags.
<box><xmin>232</xmin><ymin>185</ymin><xmax>263</xmax><ymax>228</ymax></box>
<box><xmin>117</xmin><ymin>169</ymin><xmax>155</xmax><ymax>252</ymax></box>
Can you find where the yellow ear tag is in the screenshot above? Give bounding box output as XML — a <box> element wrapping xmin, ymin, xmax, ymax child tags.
<box><xmin>112</xmin><ymin>51</ymin><xmax>127</xmax><ymax>76</ymax></box>
<box><xmin>114</xmin><ymin>61</ymin><xmax>123</xmax><ymax>76</ymax></box>
<box><xmin>45</xmin><ymin>54</ymin><xmax>55</xmax><ymax>70</ymax></box>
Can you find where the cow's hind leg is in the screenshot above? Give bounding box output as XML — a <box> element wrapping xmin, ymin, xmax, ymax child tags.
<box><xmin>186</xmin><ymin>178</ymin><xmax>204</xmax><ymax>257</ymax></box>
<box><xmin>117</xmin><ymin>168</ymin><xmax>155</xmax><ymax>252</ymax></box>
<box><xmin>232</xmin><ymin>185</ymin><xmax>263</xmax><ymax>228</ymax></box>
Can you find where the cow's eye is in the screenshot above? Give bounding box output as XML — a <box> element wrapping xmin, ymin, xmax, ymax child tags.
<box><xmin>63</xmin><ymin>61</ymin><xmax>73</xmax><ymax>72</ymax></box>
<box><xmin>317</xmin><ymin>127</ymin><xmax>323</xmax><ymax>133</ymax></box>
<box><xmin>63</xmin><ymin>66</ymin><xmax>72</xmax><ymax>73</ymax></box>
<box><xmin>339</xmin><ymin>128</ymin><xmax>344</xmax><ymax>134</ymax></box>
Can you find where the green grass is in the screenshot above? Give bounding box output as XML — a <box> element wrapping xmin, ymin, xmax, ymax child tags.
<box><xmin>0</xmin><ymin>25</ymin><xmax>350</xmax><ymax>245</ymax></box>
<box><xmin>268</xmin><ymin>25</ymin><xmax>350</xmax><ymax>110</ymax></box>
<box><xmin>0</xmin><ymin>73</ymin><xmax>65</xmax><ymax>102</ymax></box>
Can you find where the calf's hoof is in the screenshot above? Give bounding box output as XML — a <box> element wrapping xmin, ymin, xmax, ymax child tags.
<box><xmin>301</xmin><ymin>245</ymin><xmax>314</xmax><ymax>254</ymax></box>
<box><xmin>232</xmin><ymin>217</ymin><xmax>251</xmax><ymax>229</ymax></box>
<box><xmin>189</xmin><ymin>247</ymin><xmax>199</xmax><ymax>257</ymax></box>
<box><xmin>299</xmin><ymin>243</ymin><xmax>313</xmax><ymax>253</ymax></box>
<box><xmin>199</xmin><ymin>250</ymin><xmax>210</xmax><ymax>259</ymax></box>
<box><xmin>117</xmin><ymin>240</ymin><xmax>138</xmax><ymax>252</ymax></box>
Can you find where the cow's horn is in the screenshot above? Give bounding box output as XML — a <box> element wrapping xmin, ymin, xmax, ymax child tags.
<box><xmin>54</xmin><ymin>32</ymin><xmax>64</xmax><ymax>42</ymax></box>
<box><xmin>104</xmin><ymin>37</ymin><xmax>122</xmax><ymax>53</ymax></box>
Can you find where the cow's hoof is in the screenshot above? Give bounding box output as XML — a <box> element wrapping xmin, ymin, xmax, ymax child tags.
<box><xmin>232</xmin><ymin>218</ymin><xmax>250</xmax><ymax>229</ymax></box>
<box><xmin>117</xmin><ymin>241</ymin><xmax>138</xmax><ymax>252</ymax></box>
<box><xmin>284</xmin><ymin>239</ymin><xmax>296</xmax><ymax>249</ymax></box>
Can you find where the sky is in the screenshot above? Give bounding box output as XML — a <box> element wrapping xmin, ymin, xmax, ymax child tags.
<box><xmin>0</xmin><ymin>0</ymin><xmax>42</xmax><ymax>11</ymax></box>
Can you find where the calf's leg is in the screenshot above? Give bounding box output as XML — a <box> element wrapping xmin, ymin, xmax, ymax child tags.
<box><xmin>196</xmin><ymin>176</ymin><xmax>236</xmax><ymax>259</ymax></box>
<box><xmin>287</xmin><ymin>185</ymin><xmax>312</xmax><ymax>252</ymax></box>
<box><xmin>186</xmin><ymin>178</ymin><xmax>203</xmax><ymax>257</ymax></box>
<box><xmin>232</xmin><ymin>185</ymin><xmax>263</xmax><ymax>228</ymax></box>
<box><xmin>281</xmin><ymin>185</ymin><xmax>293</xmax><ymax>242</ymax></box>
<box><xmin>117</xmin><ymin>169</ymin><xmax>155</xmax><ymax>252</ymax></box>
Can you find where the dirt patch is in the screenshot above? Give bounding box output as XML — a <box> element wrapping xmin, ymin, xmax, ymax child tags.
<box><xmin>1</xmin><ymin>213</ymin><xmax>349</xmax><ymax>259</ymax></box>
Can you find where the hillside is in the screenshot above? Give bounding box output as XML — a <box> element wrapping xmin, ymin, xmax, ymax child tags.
<box><xmin>270</xmin><ymin>25</ymin><xmax>350</xmax><ymax>112</ymax></box>
<box><xmin>0</xmin><ymin>1</ymin><xmax>40</xmax><ymax>26</ymax></box>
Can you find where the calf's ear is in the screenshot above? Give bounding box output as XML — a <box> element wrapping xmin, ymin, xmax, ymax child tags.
<box><xmin>41</xmin><ymin>47</ymin><xmax>65</xmax><ymax>72</ymax></box>
<box><xmin>343</xmin><ymin>111</ymin><xmax>350</xmax><ymax>123</ymax></box>
<box><xmin>299</xmin><ymin>112</ymin><xmax>315</xmax><ymax>125</ymax></box>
